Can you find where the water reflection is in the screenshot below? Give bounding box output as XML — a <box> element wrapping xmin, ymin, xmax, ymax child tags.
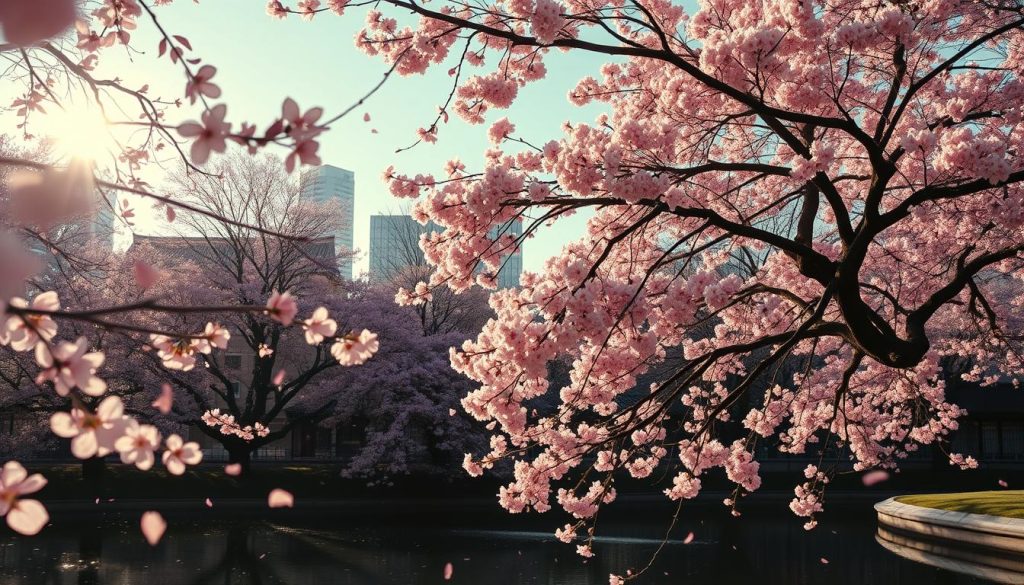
<box><xmin>0</xmin><ymin>505</ymin><xmax>1004</xmax><ymax>584</ymax></box>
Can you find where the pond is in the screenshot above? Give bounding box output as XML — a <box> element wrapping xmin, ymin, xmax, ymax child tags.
<box><xmin>0</xmin><ymin>499</ymin><xmax>999</xmax><ymax>584</ymax></box>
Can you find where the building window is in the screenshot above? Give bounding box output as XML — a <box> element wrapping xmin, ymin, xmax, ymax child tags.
<box><xmin>982</xmin><ymin>422</ymin><xmax>1000</xmax><ymax>458</ymax></box>
<box><xmin>230</xmin><ymin>381</ymin><xmax>241</xmax><ymax>399</ymax></box>
<box><xmin>1002</xmin><ymin>422</ymin><xmax>1024</xmax><ymax>459</ymax></box>
<box><xmin>224</xmin><ymin>354</ymin><xmax>242</xmax><ymax>369</ymax></box>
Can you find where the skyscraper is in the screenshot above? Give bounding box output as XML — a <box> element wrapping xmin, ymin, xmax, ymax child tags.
<box><xmin>299</xmin><ymin>165</ymin><xmax>355</xmax><ymax>279</ymax></box>
<box><xmin>368</xmin><ymin>215</ymin><xmax>436</xmax><ymax>280</ymax></box>
<box><xmin>494</xmin><ymin>219</ymin><xmax>523</xmax><ymax>289</ymax></box>
<box><xmin>368</xmin><ymin>214</ymin><xmax>522</xmax><ymax>288</ymax></box>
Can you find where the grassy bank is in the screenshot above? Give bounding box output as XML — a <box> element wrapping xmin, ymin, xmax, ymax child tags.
<box><xmin>897</xmin><ymin>490</ymin><xmax>1024</xmax><ymax>518</ymax></box>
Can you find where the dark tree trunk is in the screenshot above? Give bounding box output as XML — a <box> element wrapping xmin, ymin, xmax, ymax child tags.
<box><xmin>82</xmin><ymin>457</ymin><xmax>107</xmax><ymax>495</ymax></box>
<box><xmin>227</xmin><ymin>445</ymin><xmax>253</xmax><ymax>476</ymax></box>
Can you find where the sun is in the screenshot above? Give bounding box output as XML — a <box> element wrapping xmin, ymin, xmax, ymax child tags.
<box><xmin>40</xmin><ymin>103</ymin><xmax>118</xmax><ymax>164</ymax></box>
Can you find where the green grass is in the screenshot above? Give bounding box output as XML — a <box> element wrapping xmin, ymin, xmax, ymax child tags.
<box><xmin>897</xmin><ymin>491</ymin><xmax>1024</xmax><ymax>519</ymax></box>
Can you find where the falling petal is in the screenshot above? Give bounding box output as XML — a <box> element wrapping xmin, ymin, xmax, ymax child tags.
<box><xmin>861</xmin><ymin>470</ymin><xmax>890</xmax><ymax>487</ymax></box>
<box><xmin>443</xmin><ymin>562</ymin><xmax>454</xmax><ymax>580</ymax></box>
<box><xmin>224</xmin><ymin>463</ymin><xmax>242</xmax><ymax>476</ymax></box>
<box><xmin>363</xmin><ymin>112</ymin><xmax>371</xmax><ymax>122</ymax></box>
<box><xmin>268</xmin><ymin>488</ymin><xmax>293</xmax><ymax>508</ymax></box>
<box><xmin>683</xmin><ymin>531</ymin><xmax>695</xmax><ymax>544</ymax></box>
<box><xmin>999</xmin><ymin>479</ymin><xmax>1009</xmax><ymax>488</ymax></box>
<box><xmin>205</xmin><ymin>498</ymin><xmax>213</xmax><ymax>508</ymax></box>
<box><xmin>140</xmin><ymin>511</ymin><xmax>166</xmax><ymax>546</ymax></box>
<box><xmin>133</xmin><ymin>260</ymin><xmax>160</xmax><ymax>289</ymax></box>
<box><xmin>272</xmin><ymin>369</ymin><xmax>286</xmax><ymax>386</ymax></box>
<box><xmin>152</xmin><ymin>383</ymin><xmax>173</xmax><ymax>414</ymax></box>
<box><xmin>449</xmin><ymin>409</ymin><xmax>456</xmax><ymax>417</ymax></box>
<box><xmin>820</xmin><ymin>557</ymin><xmax>829</xmax><ymax>565</ymax></box>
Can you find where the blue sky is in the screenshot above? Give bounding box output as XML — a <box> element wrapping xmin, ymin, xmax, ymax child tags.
<box><xmin>83</xmin><ymin>1</ymin><xmax>619</xmax><ymax>277</ymax></box>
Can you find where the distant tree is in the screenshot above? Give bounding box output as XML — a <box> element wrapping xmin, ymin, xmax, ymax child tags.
<box><xmin>294</xmin><ymin>285</ymin><xmax>488</xmax><ymax>478</ymax></box>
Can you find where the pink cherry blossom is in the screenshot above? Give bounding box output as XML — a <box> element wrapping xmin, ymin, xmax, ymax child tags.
<box><xmin>268</xmin><ymin>488</ymin><xmax>294</xmax><ymax>508</ymax></box>
<box><xmin>185</xmin><ymin>65</ymin><xmax>221</xmax><ymax>104</ymax></box>
<box><xmin>285</xmin><ymin>138</ymin><xmax>322</xmax><ymax>173</ymax></box>
<box><xmin>330</xmin><ymin>329</ymin><xmax>379</xmax><ymax>366</ymax></box>
<box><xmin>266</xmin><ymin>290</ymin><xmax>298</xmax><ymax>326</ymax></box>
<box><xmin>50</xmin><ymin>396</ymin><xmax>127</xmax><ymax>459</ymax></box>
<box><xmin>280</xmin><ymin>98</ymin><xmax>323</xmax><ymax>141</ymax></box>
<box><xmin>7</xmin><ymin>162</ymin><xmax>96</xmax><ymax>230</ymax></box>
<box><xmin>204</xmin><ymin>322</ymin><xmax>231</xmax><ymax>350</ymax></box>
<box><xmin>297</xmin><ymin>0</ymin><xmax>320</xmax><ymax>20</ymax></box>
<box><xmin>5</xmin><ymin>291</ymin><xmax>59</xmax><ymax>351</ymax></box>
<box><xmin>149</xmin><ymin>335</ymin><xmax>197</xmax><ymax>371</ymax></box>
<box><xmin>266</xmin><ymin>0</ymin><xmax>288</xmax><ymax>19</ymax></box>
<box><xmin>0</xmin><ymin>0</ymin><xmax>76</xmax><ymax>47</ymax></box>
<box><xmin>177</xmin><ymin>104</ymin><xmax>231</xmax><ymax>165</ymax></box>
<box><xmin>258</xmin><ymin>344</ymin><xmax>274</xmax><ymax>358</ymax></box>
<box><xmin>161</xmin><ymin>434</ymin><xmax>203</xmax><ymax>475</ymax></box>
<box><xmin>114</xmin><ymin>421</ymin><xmax>161</xmax><ymax>471</ymax></box>
<box><xmin>0</xmin><ymin>461</ymin><xmax>48</xmax><ymax>535</ymax></box>
<box><xmin>302</xmin><ymin>306</ymin><xmax>337</xmax><ymax>345</ymax></box>
<box><xmin>140</xmin><ymin>511</ymin><xmax>166</xmax><ymax>545</ymax></box>
<box><xmin>34</xmin><ymin>336</ymin><xmax>107</xmax><ymax>396</ymax></box>
<box><xmin>224</xmin><ymin>463</ymin><xmax>242</xmax><ymax>476</ymax></box>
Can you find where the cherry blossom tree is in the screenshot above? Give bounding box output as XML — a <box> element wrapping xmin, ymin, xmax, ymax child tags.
<box><xmin>349</xmin><ymin>0</ymin><xmax>1024</xmax><ymax>575</ymax></box>
<box><xmin>293</xmin><ymin>284</ymin><xmax>489</xmax><ymax>478</ymax></box>
<box><xmin>115</xmin><ymin>154</ymin><xmax>376</xmax><ymax>473</ymax></box>
<box><xmin>2</xmin><ymin>1</ymin><xmax>1024</xmax><ymax>579</ymax></box>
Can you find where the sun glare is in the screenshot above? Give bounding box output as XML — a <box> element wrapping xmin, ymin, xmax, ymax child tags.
<box><xmin>41</xmin><ymin>104</ymin><xmax>118</xmax><ymax>164</ymax></box>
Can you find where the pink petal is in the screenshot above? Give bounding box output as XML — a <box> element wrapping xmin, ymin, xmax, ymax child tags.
<box><xmin>999</xmin><ymin>479</ymin><xmax>1009</xmax><ymax>488</ymax></box>
<box><xmin>820</xmin><ymin>557</ymin><xmax>829</xmax><ymax>565</ymax></box>
<box><xmin>152</xmin><ymin>383</ymin><xmax>173</xmax><ymax>414</ymax></box>
<box><xmin>443</xmin><ymin>562</ymin><xmax>453</xmax><ymax>580</ymax></box>
<box><xmin>205</xmin><ymin>498</ymin><xmax>213</xmax><ymax>508</ymax></box>
<box><xmin>140</xmin><ymin>511</ymin><xmax>166</xmax><ymax>545</ymax></box>
<box><xmin>134</xmin><ymin>260</ymin><xmax>159</xmax><ymax>289</ymax></box>
<box><xmin>224</xmin><ymin>463</ymin><xmax>242</xmax><ymax>476</ymax></box>
<box><xmin>267</xmin><ymin>488</ymin><xmax>293</xmax><ymax>508</ymax></box>
<box><xmin>0</xmin><ymin>0</ymin><xmax>76</xmax><ymax>47</ymax></box>
<box><xmin>683</xmin><ymin>531</ymin><xmax>695</xmax><ymax>544</ymax></box>
<box><xmin>6</xmin><ymin>499</ymin><xmax>47</xmax><ymax>535</ymax></box>
<box><xmin>272</xmin><ymin>369</ymin><xmax>286</xmax><ymax>386</ymax></box>
<box><xmin>861</xmin><ymin>470</ymin><xmax>890</xmax><ymax>487</ymax></box>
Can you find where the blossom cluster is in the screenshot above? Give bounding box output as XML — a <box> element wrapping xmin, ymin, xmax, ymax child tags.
<box><xmin>201</xmin><ymin>409</ymin><xmax>271</xmax><ymax>442</ymax></box>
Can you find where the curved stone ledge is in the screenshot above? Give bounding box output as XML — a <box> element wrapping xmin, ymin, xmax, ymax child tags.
<box><xmin>876</xmin><ymin>497</ymin><xmax>1024</xmax><ymax>584</ymax></box>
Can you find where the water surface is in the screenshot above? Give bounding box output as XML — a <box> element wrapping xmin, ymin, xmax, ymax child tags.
<box><xmin>0</xmin><ymin>501</ymin><xmax>997</xmax><ymax>584</ymax></box>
